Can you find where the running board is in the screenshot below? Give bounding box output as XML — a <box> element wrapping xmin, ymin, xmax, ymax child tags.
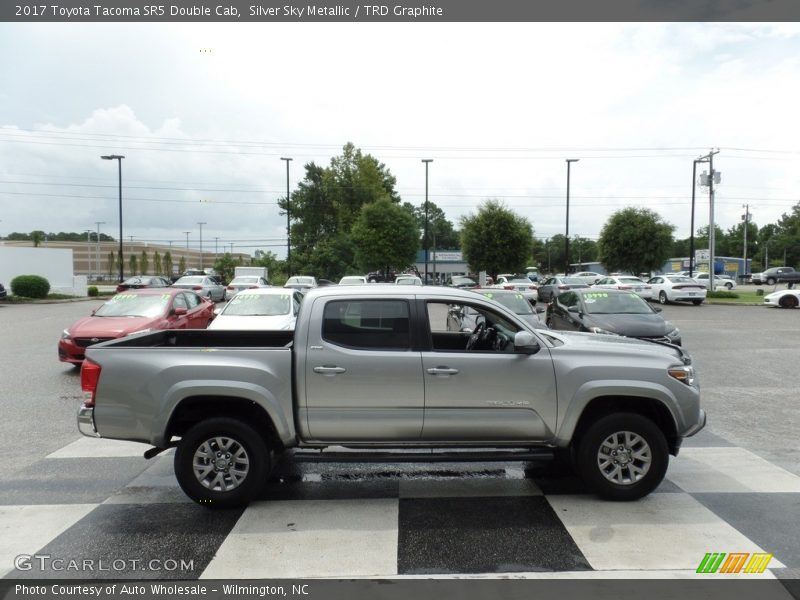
<box><xmin>289</xmin><ymin>447</ymin><xmax>554</xmax><ymax>463</ymax></box>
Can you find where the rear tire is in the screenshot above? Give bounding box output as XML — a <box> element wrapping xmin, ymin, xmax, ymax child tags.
<box><xmin>175</xmin><ymin>417</ymin><xmax>269</xmax><ymax>509</ymax></box>
<box><xmin>692</xmin><ymin>299</ymin><xmax>703</xmax><ymax>305</ymax></box>
<box><xmin>575</xmin><ymin>412</ymin><xmax>669</xmax><ymax>501</ymax></box>
<box><xmin>725</xmin><ymin>282</ymin><xmax>733</xmax><ymax>290</ymax></box>
<box><xmin>659</xmin><ymin>291</ymin><xmax>668</xmax><ymax>305</ymax></box>
<box><xmin>767</xmin><ymin>277</ymin><xmax>776</xmax><ymax>285</ymax></box>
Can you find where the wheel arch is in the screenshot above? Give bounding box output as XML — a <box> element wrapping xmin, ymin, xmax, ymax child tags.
<box><xmin>561</xmin><ymin>395</ymin><xmax>680</xmax><ymax>455</ymax></box>
<box><xmin>165</xmin><ymin>395</ymin><xmax>285</xmax><ymax>452</ymax></box>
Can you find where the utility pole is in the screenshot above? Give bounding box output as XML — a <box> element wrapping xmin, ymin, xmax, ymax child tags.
<box><xmin>84</xmin><ymin>230</ymin><xmax>93</xmax><ymax>277</ymax></box>
<box><xmin>422</xmin><ymin>159</ymin><xmax>433</xmax><ymax>283</ymax></box>
<box><xmin>197</xmin><ymin>221</ymin><xmax>207</xmax><ymax>270</ymax></box>
<box><xmin>280</xmin><ymin>157</ymin><xmax>293</xmax><ymax>277</ymax></box>
<box><xmin>697</xmin><ymin>149</ymin><xmax>720</xmax><ymax>291</ymax></box>
<box><xmin>565</xmin><ymin>159</ymin><xmax>579</xmax><ymax>274</ymax></box>
<box><xmin>742</xmin><ymin>204</ymin><xmax>750</xmax><ymax>279</ymax></box>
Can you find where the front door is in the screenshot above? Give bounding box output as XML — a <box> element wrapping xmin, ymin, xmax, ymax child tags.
<box><xmin>421</xmin><ymin>300</ymin><xmax>558</xmax><ymax>442</ymax></box>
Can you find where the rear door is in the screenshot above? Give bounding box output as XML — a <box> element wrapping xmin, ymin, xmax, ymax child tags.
<box><xmin>304</xmin><ymin>296</ymin><xmax>424</xmax><ymax>441</ymax></box>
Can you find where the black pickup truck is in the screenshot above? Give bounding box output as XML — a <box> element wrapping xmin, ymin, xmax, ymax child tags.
<box><xmin>752</xmin><ymin>267</ymin><xmax>800</xmax><ymax>287</ymax></box>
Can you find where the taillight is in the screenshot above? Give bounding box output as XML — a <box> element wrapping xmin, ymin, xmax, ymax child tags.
<box><xmin>227</xmin><ymin>286</ymin><xmax>234</xmax><ymax>290</ymax></box>
<box><xmin>504</xmin><ymin>285</ymin><xmax>514</xmax><ymax>290</ymax></box>
<box><xmin>116</xmin><ymin>286</ymin><xmax>124</xmax><ymax>292</ymax></box>
<box><xmin>80</xmin><ymin>359</ymin><xmax>102</xmax><ymax>407</ymax></box>
<box><xmin>248</xmin><ymin>285</ymin><xmax>258</xmax><ymax>289</ymax></box>
<box><xmin>558</xmin><ymin>285</ymin><xmax>569</xmax><ymax>290</ymax></box>
<box><xmin>192</xmin><ymin>286</ymin><xmax>202</xmax><ymax>290</ymax></box>
<box><xmin>619</xmin><ymin>286</ymin><xmax>632</xmax><ymax>290</ymax></box>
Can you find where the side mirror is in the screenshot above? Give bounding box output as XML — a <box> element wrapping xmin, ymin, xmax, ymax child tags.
<box><xmin>173</xmin><ymin>307</ymin><xmax>188</xmax><ymax>316</ymax></box>
<box><xmin>535</xmin><ymin>305</ymin><xmax>546</xmax><ymax>314</ymax></box>
<box><xmin>568</xmin><ymin>305</ymin><xmax>582</xmax><ymax>314</ymax></box>
<box><xmin>213</xmin><ymin>307</ymin><xmax>222</xmax><ymax>315</ymax></box>
<box><xmin>653</xmin><ymin>306</ymin><xmax>662</xmax><ymax>313</ymax></box>
<box><xmin>514</xmin><ymin>331</ymin><xmax>540</xmax><ymax>354</ymax></box>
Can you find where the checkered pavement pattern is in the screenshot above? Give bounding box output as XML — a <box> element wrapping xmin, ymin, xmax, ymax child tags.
<box><xmin>3</xmin><ymin>430</ymin><xmax>799</xmax><ymax>580</ymax></box>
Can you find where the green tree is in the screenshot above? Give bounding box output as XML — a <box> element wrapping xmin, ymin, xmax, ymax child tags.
<box><xmin>212</xmin><ymin>253</ymin><xmax>239</xmax><ymax>283</ymax></box>
<box><xmin>139</xmin><ymin>251</ymin><xmax>149</xmax><ymax>275</ymax></box>
<box><xmin>572</xmin><ymin>236</ymin><xmax>598</xmax><ymax>266</ymax></box>
<box><xmin>163</xmin><ymin>251</ymin><xmax>173</xmax><ymax>278</ymax></box>
<box><xmin>253</xmin><ymin>250</ymin><xmax>284</xmax><ymax>284</ymax></box>
<box><xmin>129</xmin><ymin>254</ymin><xmax>138</xmax><ymax>276</ymax></box>
<box><xmin>597</xmin><ymin>207</ymin><xmax>675</xmax><ymax>275</ymax></box>
<box><xmin>178</xmin><ymin>256</ymin><xmax>187</xmax><ymax>274</ymax></box>
<box><xmin>279</xmin><ymin>143</ymin><xmax>402</xmax><ymax>276</ymax></box>
<box><xmin>402</xmin><ymin>201</ymin><xmax>460</xmax><ymax>250</ymax></box>
<box><xmin>351</xmin><ymin>197</ymin><xmax>418</xmax><ymax>274</ymax></box>
<box><xmin>460</xmin><ymin>200</ymin><xmax>533</xmax><ymax>278</ymax></box>
<box><xmin>31</xmin><ymin>230</ymin><xmax>45</xmax><ymax>247</ymax></box>
<box><xmin>153</xmin><ymin>250</ymin><xmax>162</xmax><ymax>276</ymax></box>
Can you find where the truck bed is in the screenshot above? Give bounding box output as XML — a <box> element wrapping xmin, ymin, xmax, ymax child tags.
<box><xmin>101</xmin><ymin>329</ymin><xmax>295</xmax><ymax>349</ymax></box>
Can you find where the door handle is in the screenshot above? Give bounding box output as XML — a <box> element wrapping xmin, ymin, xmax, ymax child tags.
<box><xmin>427</xmin><ymin>367</ymin><xmax>459</xmax><ymax>375</ymax></box>
<box><xmin>313</xmin><ymin>366</ymin><xmax>346</xmax><ymax>375</ymax></box>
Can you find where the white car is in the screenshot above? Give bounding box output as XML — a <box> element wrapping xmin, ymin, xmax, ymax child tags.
<box><xmin>571</xmin><ymin>271</ymin><xmax>604</xmax><ymax>285</ymax></box>
<box><xmin>492</xmin><ymin>276</ymin><xmax>538</xmax><ymax>302</ymax></box>
<box><xmin>284</xmin><ymin>275</ymin><xmax>318</xmax><ymax>292</ymax></box>
<box><xmin>339</xmin><ymin>276</ymin><xmax>368</xmax><ymax>286</ymax></box>
<box><xmin>593</xmin><ymin>275</ymin><xmax>653</xmax><ymax>300</ymax></box>
<box><xmin>208</xmin><ymin>288</ymin><xmax>304</xmax><ymax>330</ymax></box>
<box><xmin>692</xmin><ymin>273</ymin><xmax>737</xmax><ymax>290</ymax></box>
<box><xmin>226</xmin><ymin>276</ymin><xmax>271</xmax><ymax>294</ymax></box>
<box><xmin>395</xmin><ymin>275</ymin><xmax>423</xmax><ymax>286</ymax></box>
<box><xmin>647</xmin><ymin>275</ymin><xmax>707</xmax><ymax>305</ymax></box>
<box><xmin>763</xmin><ymin>289</ymin><xmax>800</xmax><ymax>308</ymax></box>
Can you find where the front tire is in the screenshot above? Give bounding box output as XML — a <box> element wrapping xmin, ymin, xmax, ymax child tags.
<box><xmin>725</xmin><ymin>282</ymin><xmax>733</xmax><ymax>290</ymax></box>
<box><xmin>175</xmin><ymin>417</ymin><xmax>269</xmax><ymax>508</ymax></box>
<box><xmin>779</xmin><ymin>295</ymin><xmax>799</xmax><ymax>308</ymax></box>
<box><xmin>575</xmin><ymin>413</ymin><xmax>669</xmax><ymax>501</ymax></box>
<box><xmin>767</xmin><ymin>277</ymin><xmax>776</xmax><ymax>285</ymax></box>
<box><xmin>659</xmin><ymin>291</ymin><xmax>668</xmax><ymax>305</ymax></box>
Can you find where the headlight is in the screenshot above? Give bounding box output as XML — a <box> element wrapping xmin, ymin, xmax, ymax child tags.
<box><xmin>128</xmin><ymin>328</ymin><xmax>152</xmax><ymax>336</ymax></box>
<box><xmin>666</xmin><ymin>327</ymin><xmax>680</xmax><ymax>338</ymax></box>
<box><xmin>588</xmin><ymin>326</ymin><xmax>618</xmax><ymax>335</ymax></box>
<box><xmin>668</xmin><ymin>365</ymin><xmax>695</xmax><ymax>386</ymax></box>
<box><xmin>61</xmin><ymin>329</ymin><xmax>71</xmax><ymax>340</ymax></box>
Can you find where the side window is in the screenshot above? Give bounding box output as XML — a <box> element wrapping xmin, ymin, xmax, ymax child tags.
<box><xmin>293</xmin><ymin>292</ymin><xmax>303</xmax><ymax>315</ymax></box>
<box><xmin>322</xmin><ymin>300</ymin><xmax>410</xmax><ymax>351</ymax></box>
<box><xmin>558</xmin><ymin>292</ymin><xmax>579</xmax><ymax>308</ymax></box>
<box><xmin>172</xmin><ymin>294</ymin><xmax>188</xmax><ymax>310</ymax></box>
<box><xmin>426</xmin><ymin>301</ymin><xmax>522</xmax><ymax>353</ymax></box>
<box><xmin>184</xmin><ymin>293</ymin><xmax>200</xmax><ymax>308</ymax></box>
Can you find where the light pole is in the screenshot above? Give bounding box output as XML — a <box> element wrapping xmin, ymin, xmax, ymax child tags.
<box><xmin>280</xmin><ymin>157</ymin><xmax>293</xmax><ymax>276</ymax></box>
<box><xmin>197</xmin><ymin>222</ymin><xmax>207</xmax><ymax>270</ymax></box>
<box><xmin>183</xmin><ymin>231</ymin><xmax>191</xmax><ymax>249</ymax></box>
<box><xmin>697</xmin><ymin>149</ymin><xmax>720</xmax><ymax>290</ymax></box>
<box><xmin>100</xmin><ymin>154</ymin><xmax>125</xmax><ymax>282</ymax></box>
<box><xmin>94</xmin><ymin>221</ymin><xmax>105</xmax><ymax>281</ymax></box>
<box><xmin>214</xmin><ymin>237</ymin><xmax>219</xmax><ymax>260</ymax></box>
<box><xmin>742</xmin><ymin>204</ymin><xmax>750</xmax><ymax>278</ymax></box>
<box><xmin>565</xmin><ymin>159</ymin><xmax>579</xmax><ymax>274</ymax></box>
<box><xmin>422</xmin><ymin>159</ymin><xmax>433</xmax><ymax>282</ymax></box>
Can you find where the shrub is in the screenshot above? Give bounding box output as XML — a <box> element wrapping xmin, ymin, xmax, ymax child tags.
<box><xmin>87</xmin><ymin>286</ymin><xmax>99</xmax><ymax>297</ymax></box>
<box><xmin>708</xmin><ymin>290</ymin><xmax>738</xmax><ymax>299</ymax></box>
<box><xmin>10</xmin><ymin>275</ymin><xmax>50</xmax><ymax>299</ymax></box>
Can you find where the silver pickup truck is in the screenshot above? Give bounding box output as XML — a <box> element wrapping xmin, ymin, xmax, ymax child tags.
<box><xmin>77</xmin><ymin>286</ymin><xmax>705</xmax><ymax>507</ymax></box>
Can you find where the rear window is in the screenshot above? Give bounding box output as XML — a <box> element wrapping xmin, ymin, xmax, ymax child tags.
<box><xmin>322</xmin><ymin>300</ymin><xmax>410</xmax><ymax>350</ymax></box>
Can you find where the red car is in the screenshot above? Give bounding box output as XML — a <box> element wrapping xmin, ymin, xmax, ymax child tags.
<box><xmin>115</xmin><ymin>275</ymin><xmax>172</xmax><ymax>293</ymax></box>
<box><xmin>58</xmin><ymin>288</ymin><xmax>215</xmax><ymax>364</ymax></box>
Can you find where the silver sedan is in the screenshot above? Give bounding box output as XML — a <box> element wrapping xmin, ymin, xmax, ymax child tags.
<box><xmin>172</xmin><ymin>275</ymin><xmax>227</xmax><ymax>302</ymax></box>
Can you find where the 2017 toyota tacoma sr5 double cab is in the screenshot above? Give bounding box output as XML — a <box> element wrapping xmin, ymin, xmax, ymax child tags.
<box><xmin>77</xmin><ymin>286</ymin><xmax>705</xmax><ymax>508</ymax></box>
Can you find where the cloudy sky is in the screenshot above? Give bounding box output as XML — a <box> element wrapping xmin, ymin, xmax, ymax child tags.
<box><xmin>1</xmin><ymin>22</ymin><xmax>800</xmax><ymax>258</ymax></box>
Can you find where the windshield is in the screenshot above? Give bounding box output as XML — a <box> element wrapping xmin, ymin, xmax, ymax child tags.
<box><xmin>667</xmin><ymin>277</ymin><xmax>696</xmax><ymax>283</ymax></box>
<box><xmin>176</xmin><ymin>276</ymin><xmax>205</xmax><ymax>284</ymax></box>
<box><xmin>479</xmin><ymin>292</ymin><xmax>533</xmax><ymax>314</ymax></box>
<box><xmin>562</xmin><ymin>278</ymin><xmax>586</xmax><ymax>285</ymax></box>
<box><xmin>95</xmin><ymin>293</ymin><xmax>171</xmax><ymax>318</ymax></box>
<box><xmin>581</xmin><ymin>292</ymin><xmax>652</xmax><ymax>315</ymax></box>
<box><xmin>287</xmin><ymin>277</ymin><xmax>313</xmax><ymax>285</ymax></box>
<box><xmin>222</xmin><ymin>293</ymin><xmax>291</xmax><ymax>316</ymax></box>
<box><xmin>230</xmin><ymin>277</ymin><xmax>259</xmax><ymax>284</ymax></box>
<box><xmin>619</xmin><ymin>277</ymin><xmax>645</xmax><ymax>284</ymax></box>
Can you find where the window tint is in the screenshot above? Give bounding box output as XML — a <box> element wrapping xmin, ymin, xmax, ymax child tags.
<box><xmin>322</xmin><ymin>300</ymin><xmax>410</xmax><ymax>351</ymax></box>
<box><xmin>172</xmin><ymin>294</ymin><xmax>188</xmax><ymax>310</ymax></box>
<box><xmin>184</xmin><ymin>292</ymin><xmax>200</xmax><ymax>308</ymax></box>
